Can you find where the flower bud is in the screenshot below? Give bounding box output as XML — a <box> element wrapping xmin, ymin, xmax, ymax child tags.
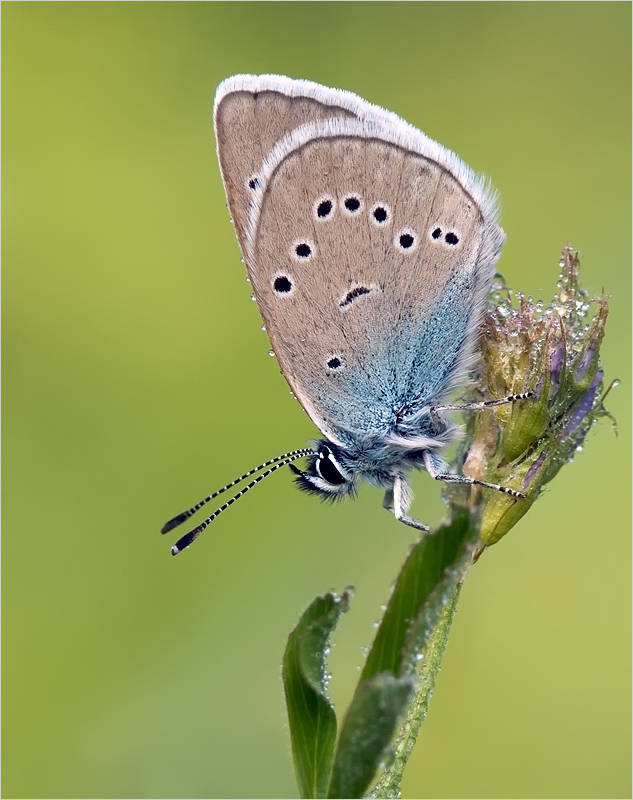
<box><xmin>445</xmin><ymin>246</ymin><xmax>615</xmax><ymax>550</ymax></box>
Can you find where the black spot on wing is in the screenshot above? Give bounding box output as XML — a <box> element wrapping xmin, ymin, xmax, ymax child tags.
<box><xmin>340</xmin><ymin>286</ymin><xmax>371</xmax><ymax>308</ymax></box>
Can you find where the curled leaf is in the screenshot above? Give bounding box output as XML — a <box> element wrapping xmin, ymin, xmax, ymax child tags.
<box><xmin>283</xmin><ymin>590</ymin><xmax>352</xmax><ymax>799</ymax></box>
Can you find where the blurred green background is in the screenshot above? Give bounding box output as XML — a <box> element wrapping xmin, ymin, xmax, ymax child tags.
<box><xmin>3</xmin><ymin>3</ymin><xmax>631</xmax><ymax>798</ymax></box>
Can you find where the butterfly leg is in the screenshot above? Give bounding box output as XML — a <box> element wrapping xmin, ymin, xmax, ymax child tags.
<box><xmin>430</xmin><ymin>392</ymin><xmax>533</xmax><ymax>413</ymax></box>
<box><xmin>423</xmin><ymin>451</ymin><xmax>526</xmax><ymax>498</ymax></box>
<box><xmin>383</xmin><ymin>475</ymin><xmax>430</xmax><ymax>531</ymax></box>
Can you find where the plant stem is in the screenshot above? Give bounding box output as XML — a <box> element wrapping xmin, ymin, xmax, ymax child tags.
<box><xmin>372</xmin><ymin>582</ymin><xmax>462</xmax><ymax>799</ymax></box>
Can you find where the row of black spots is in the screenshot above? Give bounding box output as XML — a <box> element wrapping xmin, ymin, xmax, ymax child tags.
<box><xmin>312</xmin><ymin>193</ymin><xmax>363</xmax><ymax>220</ymax></box>
<box><xmin>430</xmin><ymin>226</ymin><xmax>460</xmax><ymax>246</ymax></box>
<box><xmin>312</xmin><ymin>194</ymin><xmax>392</xmax><ymax>227</ymax></box>
<box><xmin>326</xmin><ymin>356</ymin><xmax>342</xmax><ymax>371</ymax></box>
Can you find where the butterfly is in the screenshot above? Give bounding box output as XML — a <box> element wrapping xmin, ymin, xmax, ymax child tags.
<box><xmin>162</xmin><ymin>75</ymin><xmax>529</xmax><ymax>555</ymax></box>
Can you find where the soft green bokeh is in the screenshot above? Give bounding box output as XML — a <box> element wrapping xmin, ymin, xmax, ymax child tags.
<box><xmin>3</xmin><ymin>3</ymin><xmax>630</xmax><ymax>798</ymax></box>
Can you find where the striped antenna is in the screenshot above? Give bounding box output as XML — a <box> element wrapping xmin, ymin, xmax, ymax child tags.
<box><xmin>163</xmin><ymin>449</ymin><xmax>313</xmax><ymax>555</ymax></box>
<box><xmin>161</xmin><ymin>448</ymin><xmax>313</xmax><ymax>534</ymax></box>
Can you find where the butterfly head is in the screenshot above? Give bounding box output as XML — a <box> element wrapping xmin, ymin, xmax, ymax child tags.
<box><xmin>289</xmin><ymin>442</ymin><xmax>357</xmax><ymax>501</ymax></box>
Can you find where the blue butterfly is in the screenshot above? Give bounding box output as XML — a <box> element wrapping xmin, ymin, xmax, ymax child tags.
<box><xmin>162</xmin><ymin>75</ymin><xmax>529</xmax><ymax>555</ymax></box>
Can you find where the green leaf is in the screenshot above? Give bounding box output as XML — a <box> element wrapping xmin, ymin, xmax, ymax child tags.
<box><xmin>283</xmin><ymin>590</ymin><xmax>352</xmax><ymax>799</ymax></box>
<box><xmin>361</xmin><ymin>506</ymin><xmax>477</xmax><ymax>682</ymax></box>
<box><xmin>372</xmin><ymin>583</ymin><xmax>462</xmax><ymax>798</ymax></box>
<box><xmin>327</xmin><ymin>673</ymin><xmax>416</xmax><ymax>799</ymax></box>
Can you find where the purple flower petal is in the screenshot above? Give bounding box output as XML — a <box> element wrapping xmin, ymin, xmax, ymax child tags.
<box><xmin>522</xmin><ymin>450</ymin><xmax>546</xmax><ymax>491</ymax></box>
<box><xmin>566</xmin><ymin>376</ymin><xmax>601</xmax><ymax>435</ymax></box>
<box><xmin>550</xmin><ymin>341</ymin><xmax>565</xmax><ymax>390</ymax></box>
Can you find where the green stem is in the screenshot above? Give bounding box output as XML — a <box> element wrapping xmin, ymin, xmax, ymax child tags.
<box><xmin>372</xmin><ymin>582</ymin><xmax>463</xmax><ymax>799</ymax></box>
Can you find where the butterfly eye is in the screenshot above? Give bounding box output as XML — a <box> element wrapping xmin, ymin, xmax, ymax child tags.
<box><xmin>316</xmin><ymin>449</ymin><xmax>346</xmax><ymax>485</ymax></box>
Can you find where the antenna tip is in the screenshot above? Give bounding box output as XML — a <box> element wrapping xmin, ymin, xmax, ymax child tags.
<box><xmin>170</xmin><ymin>544</ymin><xmax>181</xmax><ymax>556</ymax></box>
<box><xmin>161</xmin><ymin>512</ymin><xmax>190</xmax><ymax>534</ymax></box>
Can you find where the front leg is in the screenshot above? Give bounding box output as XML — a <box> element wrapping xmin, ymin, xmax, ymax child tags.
<box><xmin>383</xmin><ymin>475</ymin><xmax>429</xmax><ymax>531</ymax></box>
<box><xmin>423</xmin><ymin>451</ymin><xmax>526</xmax><ymax>498</ymax></box>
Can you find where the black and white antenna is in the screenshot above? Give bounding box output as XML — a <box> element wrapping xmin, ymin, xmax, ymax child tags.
<box><xmin>161</xmin><ymin>448</ymin><xmax>313</xmax><ymax>555</ymax></box>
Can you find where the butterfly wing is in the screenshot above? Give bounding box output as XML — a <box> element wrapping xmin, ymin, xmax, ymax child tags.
<box><xmin>215</xmin><ymin>77</ymin><xmax>504</xmax><ymax>447</ymax></box>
